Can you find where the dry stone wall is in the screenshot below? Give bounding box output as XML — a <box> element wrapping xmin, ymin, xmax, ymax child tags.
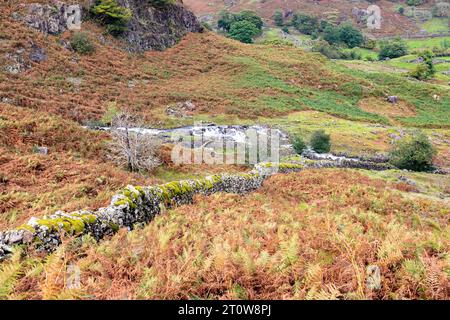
<box><xmin>0</xmin><ymin>164</ymin><xmax>304</xmax><ymax>261</ymax></box>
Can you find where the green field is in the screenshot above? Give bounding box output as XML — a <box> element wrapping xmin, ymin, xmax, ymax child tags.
<box><xmin>420</xmin><ymin>18</ymin><xmax>449</xmax><ymax>33</ymax></box>
<box><xmin>405</xmin><ymin>36</ymin><xmax>450</xmax><ymax>50</ymax></box>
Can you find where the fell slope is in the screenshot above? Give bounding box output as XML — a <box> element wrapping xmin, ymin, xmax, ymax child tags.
<box><xmin>1</xmin><ymin>3</ymin><xmax>448</xmax><ymax>127</ymax></box>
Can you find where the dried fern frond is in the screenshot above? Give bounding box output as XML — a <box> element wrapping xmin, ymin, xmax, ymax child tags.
<box><xmin>0</xmin><ymin>248</ymin><xmax>23</xmax><ymax>299</ymax></box>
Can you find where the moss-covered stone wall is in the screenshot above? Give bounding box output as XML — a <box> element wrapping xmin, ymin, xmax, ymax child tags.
<box><xmin>1</xmin><ymin>166</ymin><xmax>295</xmax><ymax>260</ymax></box>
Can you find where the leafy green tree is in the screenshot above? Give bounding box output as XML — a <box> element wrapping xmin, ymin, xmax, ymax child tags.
<box><xmin>235</xmin><ymin>10</ymin><xmax>263</xmax><ymax>31</ymax></box>
<box><xmin>90</xmin><ymin>0</ymin><xmax>132</xmax><ymax>36</ymax></box>
<box><xmin>273</xmin><ymin>10</ymin><xmax>284</xmax><ymax>27</ymax></box>
<box><xmin>319</xmin><ymin>20</ymin><xmax>333</xmax><ymax>32</ymax></box>
<box><xmin>228</xmin><ymin>20</ymin><xmax>260</xmax><ymax>43</ymax></box>
<box><xmin>389</xmin><ymin>133</ymin><xmax>436</xmax><ymax>171</ymax></box>
<box><xmin>337</xmin><ymin>24</ymin><xmax>364</xmax><ymax>48</ymax></box>
<box><xmin>323</xmin><ymin>25</ymin><xmax>340</xmax><ymax>45</ymax></box>
<box><xmin>310</xmin><ymin>130</ymin><xmax>331</xmax><ymax>153</ymax></box>
<box><xmin>218</xmin><ymin>10</ymin><xmax>235</xmax><ymax>32</ymax></box>
<box><xmin>292</xmin><ymin>13</ymin><xmax>319</xmax><ymax>35</ymax></box>
<box><xmin>378</xmin><ymin>38</ymin><xmax>408</xmax><ymax>60</ymax></box>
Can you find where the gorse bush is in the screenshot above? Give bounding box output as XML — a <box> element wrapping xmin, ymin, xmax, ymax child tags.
<box><xmin>90</xmin><ymin>0</ymin><xmax>132</xmax><ymax>36</ymax></box>
<box><xmin>389</xmin><ymin>133</ymin><xmax>436</xmax><ymax>172</ymax></box>
<box><xmin>310</xmin><ymin>130</ymin><xmax>331</xmax><ymax>153</ymax></box>
<box><xmin>292</xmin><ymin>136</ymin><xmax>307</xmax><ymax>155</ymax></box>
<box><xmin>70</xmin><ymin>32</ymin><xmax>95</xmax><ymax>54</ymax></box>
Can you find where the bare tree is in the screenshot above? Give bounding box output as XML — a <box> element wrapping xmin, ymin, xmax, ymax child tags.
<box><xmin>108</xmin><ymin>112</ymin><xmax>161</xmax><ymax>173</ymax></box>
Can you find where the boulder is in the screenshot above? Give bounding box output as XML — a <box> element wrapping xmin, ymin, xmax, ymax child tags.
<box><xmin>29</xmin><ymin>44</ymin><xmax>47</xmax><ymax>63</ymax></box>
<box><xmin>387</xmin><ymin>96</ymin><xmax>398</xmax><ymax>104</ymax></box>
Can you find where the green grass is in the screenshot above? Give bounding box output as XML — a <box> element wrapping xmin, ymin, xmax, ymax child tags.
<box><xmin>229</xmin><ymin>56</ymin><xmax>389</xmax><ymax>123</ymax></box>
<box><xmin>342</xmin><ymin>47</ymin><xmax>378</xmax><ymax>60</ymax></box>
<box><xmin>256</xmin><ymin>27</ymin><xmax>313</xmax><ymax>49</ymax></box>
<box><xmin>333</xmin><ymin>63</ymin><xmax>450</xmax><ymax>128</ymax></box>
<box><xmin>406</xmin><ymin>37</ymin><xmax>450</xmax><ymax>50</ymax></box>
<box><xmin>420</xmin><ymin>18</ymin><xmax>449</xmax><ymax>33</ymax></box>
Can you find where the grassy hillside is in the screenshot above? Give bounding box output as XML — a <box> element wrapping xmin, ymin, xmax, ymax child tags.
<box><xmin>1</xmin><ymin>9</ymin><xmax>448</xmax><ymax>127</ymax></box>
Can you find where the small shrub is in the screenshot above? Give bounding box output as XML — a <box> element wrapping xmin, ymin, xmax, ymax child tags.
<box><xmin>273</xmin><ymin>10</ymin><xmax>284</xmax><ymax>27</ymax></box>
<box><xmin>90</xmin><ymin>0</ymin><xmax>132</xmax><ymax>36</ymax></box>
<box><xmin>379</xmin><ymin>38</ymin><xmax>408</xmax><ymax>60</ymax></box>
<box><xmin>70</xmin><ymin>32</ymin><xmax>95</xmax><ymax>54</ymax></box>
<box><xmin>362</xmin><ymin>38</ymin><xmax>377</xmax><ymax>50</ymax></box>
<box><xmin>292</xmin><ymin>136</ymin><xmax>307</xmax><ymax>155</ymax></box>
<box><xmin>312</xmin><ymin>40</ymin><xmax>343</xmax><ymax>59</ymax></box>
<box><xmin>109</xmin><ymin>112</ymin><xmax>161</xmax><ymax>173</ymax></box>
<box><xmin>409</xmin><ymin>50</ymin><xmax>436</xmax><ymax>80</ymax></box>
<box><xmin>389</xmin><ymin>133</ymin><xmax>436</xmax><ymax>172</ymax></box>
<box><xmin>101</xmin><ymin>102</ymin><xmax>120</xmax><ymax>125</ymax></box>
<box><xmin>148</xmin><ymin>0</ymin><xmax>176</xmax><ymax>7</ymax></box>
<box><xmin>310</xmin><ymin>130</ymin><xmax>331</xmax><ymax>153</ymax></box>
<box><xmin>202</xmin><ymin>22</ymin><xmax>212</xmax><ymax>31</ymax></box>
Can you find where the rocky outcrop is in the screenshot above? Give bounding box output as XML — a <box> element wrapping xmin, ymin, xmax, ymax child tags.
<box><xmin>23</xmin><ymin>2</ymin><xmax>81</xmax><ymax>35</ymax></box>
<box><xmin>119</xmin><ymin>0</ymin><xmax>203</xmax><ymax>51</ymax></box>
<box><xmin>20</xmin><ymin>1</ymin><xmax>202</xmax><ymax>52</ymax></box>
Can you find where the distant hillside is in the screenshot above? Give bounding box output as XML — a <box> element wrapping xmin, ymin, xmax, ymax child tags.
<box><xmin>184</xmin><ymin>0</ymin><xmax>447</xmax><ymax>37</ymax></box>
